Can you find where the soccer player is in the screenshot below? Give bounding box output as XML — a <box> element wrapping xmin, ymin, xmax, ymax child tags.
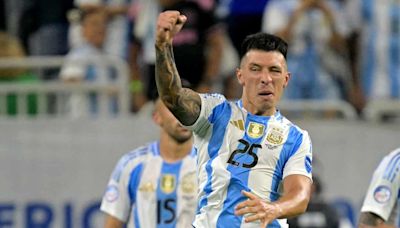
<box><xmin>100</xmin><ymin>99</ymin><xmax>197</xmax><ymax>228</ymax></box>
<box><xmin>155</xmin><ymin>11</ymin><xmax>313</xmax><ymax>228</ymax></box>
<box><xmin>358</xmin><ymin>147</ymin><xmax>400</xmax><ymax>228</ymax></box>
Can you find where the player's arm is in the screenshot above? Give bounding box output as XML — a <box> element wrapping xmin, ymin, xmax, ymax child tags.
<box><xmin>155</xmin><ymin>11</ymin><xmax>201</xmax><ymax>126</ymax></box>
<box><xmin>358</xmin><ymin>212</ymin><xmax>395</xmax><ymax>228</ymax></box>
<box><xmin>104</xmin><ymin>214</ymin><xmax>124</xmax><ymax>228</ymax></box>
<box><xmin>235</xmin><ymin>174</ymin><xmax>312</xmax><ymax>227</ymax></box>
<box><xmin>274</xmin><ymin>174</ymin><xmax>312</xmax><ymax>217</ymax></box>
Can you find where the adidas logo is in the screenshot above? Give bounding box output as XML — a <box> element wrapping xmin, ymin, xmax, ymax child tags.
<box><xmin>230</xmin><ymin>120</ymin><xmax>245</xmax><ymax>131</ymax></box>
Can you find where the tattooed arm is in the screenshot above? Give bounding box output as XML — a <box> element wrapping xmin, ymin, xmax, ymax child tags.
<box><xmin>155</xmin><ymin>11</ymin><xmax>201</xmax><ymax>126</ymax></box>
<box><xmin>358</xmin><ymin>212</ymin><xmax>394</xmax><ymax>228</ymax></box>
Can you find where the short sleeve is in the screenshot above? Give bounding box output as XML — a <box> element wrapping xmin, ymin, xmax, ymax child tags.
<box><xmin>184</xmin><ymin>93</ymin><xmax>226</xmax><ymax>137</ymax></box>
<box><xmin>283</xmin><ymin>130</ymin><xmax>313</xmax><ymax>180</ymax></box>
<box><xmin>100</xmin><ymin>152</ymin><xmax>143</xmax><ymax>222</ymax></box>
<box><xmin>361</xmin><ymin>151</ymin><xmax>400</xmax><ymax>221</ymax></box>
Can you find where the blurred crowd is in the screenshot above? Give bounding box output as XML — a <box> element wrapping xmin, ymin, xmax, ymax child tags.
<box><xmin>0</xmin><ymin>0</ymin><xmax>399</xmax><ymax>118</ymax></box>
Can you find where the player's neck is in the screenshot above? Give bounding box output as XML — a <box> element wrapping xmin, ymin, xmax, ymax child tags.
<box><xmin>241</xmin><ymin>99</ymin><xmax>276</xmax><ymax>116</ymax></box>
<box><xmin>159</xmin><ymin>135</ymin><xmax>193</xmax><ymax>163</ymax></box>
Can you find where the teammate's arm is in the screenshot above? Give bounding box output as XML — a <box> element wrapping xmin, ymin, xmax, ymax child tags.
<box><xmin>104</xmin><ymin>214</ymin><xmax>124</xmax><ymax>228</ymax></box>
<box><xmin>358</xmin><ymin>212</ymin><xmax>395</xmax><ymax>228</ymax></box>
<box><xmin>155</xmin><ymin>11</ymin><xmax>201</xmax><ymax>126</ymax></box>
<box><xmin>235</xmin><ymin>174</ymin><xmax>312</xmax><ymax>227</ymax></box>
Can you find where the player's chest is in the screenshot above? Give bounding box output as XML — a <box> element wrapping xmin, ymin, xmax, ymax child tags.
<box><xmin>223</xmin><ymin>118</ymin><xmax>292</xmax><ymax>168</ymax></box>
<box><xmin>135</xmin><ymin>160</ymin><xmax>198</xmax><ymax>200</ymax></box>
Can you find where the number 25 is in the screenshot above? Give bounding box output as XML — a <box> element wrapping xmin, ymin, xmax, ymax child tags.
<box><xmin>227</xmin><ymin>139</ymin><xmax>261</xmax><ymax>168</ymax></box>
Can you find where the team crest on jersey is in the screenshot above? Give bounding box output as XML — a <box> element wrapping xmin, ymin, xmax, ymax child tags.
<box><xmin>139</xmin><ymin>181</ymin><xmax>156</xmax><ymax>192</ymax></box>
<box><xmin>265</xmin><ymin>127</ymin><xmax>284</xmax><ymax>146</ymax></box>
<box><xmin>247</xmin><ymin>122</ymin><xmax>265</xmax><ymax>138</ymax></box>
<box><xmin>181</xmin><ymin>172</ymin><xmax>197</xmax><ymax>194</ymax></box>
<box><xmin>373</xmin><ymin>185</ymin><xmax>391</xmax><ymax>204</ymax></box>
<box><xmin>161</xmin><ymin>174</ymin><xmax>176</xmax><ymax>194</ymax></box>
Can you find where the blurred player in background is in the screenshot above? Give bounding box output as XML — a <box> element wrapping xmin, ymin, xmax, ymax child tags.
<box><xmin>358</xmin><ymin>147</ymin><xmax>400</xmax><ymax>228</ymax></box>
<box><xmin>100</xmin><ymin>98</ymin><xmax>197</xmax><ymax>227</ymax></box>
<box><xmin>155</xmin><ymin>11</ymin><xmax>313</xmax><ymax>228</ymax></box>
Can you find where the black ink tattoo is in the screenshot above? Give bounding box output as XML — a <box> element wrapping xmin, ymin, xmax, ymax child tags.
<box><xmin>155</xmin><ymin>43</ymin><xmax>201</xmax><ymax>126</ymax></box>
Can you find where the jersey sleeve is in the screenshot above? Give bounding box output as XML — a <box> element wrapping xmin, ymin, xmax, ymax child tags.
<box><xmin>184</xmin><ymin>93</ymin><xmax>226</xmax><ymax>137</ymax></box>
<box><xmin>100</xmin><ymin>150</ymin><xmax>144</xmax><ymax>222</ymax></box>
<box><xmin>361</xmin><ymin>150</ymin><xmax>400</xmax><ymax>221</ymax></box>
<box><xmin>283</xmin><ymin>130</ymin><xmax>313</xmax><ymax>180</ymax></box>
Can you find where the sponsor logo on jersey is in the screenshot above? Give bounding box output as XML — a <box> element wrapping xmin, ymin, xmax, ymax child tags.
<box><xmin>161</xmin><ymin>174</ymin><xmax>176</xmax><ymax>194</ymax></box>
<box><xmin>230</xmin><ymin>120</ymin><xmax>245</xmax><ymax>131</ymax></box>
<box><xmin>373</xmin><ymin>185</ymin><xmax>391</xmax><ymax>203</ymax></box>
<box><xmin>247</xmin><ymin>122</ymin><xmax>265</xmax><ymax>138</ymax></box>
<box><xmin>105</xmin><ymin>185</ymin><xmax>119</xmax><ymax>202</ymax></box>
<box><xmin>181</xmin><ymin>172</ymin><xmax>197</xmax><ymax>194</ymax></box>
<box><xmin>139</xmin><ymin>181</ymin><xmax>156</xmax><ymax>192</ymax></box>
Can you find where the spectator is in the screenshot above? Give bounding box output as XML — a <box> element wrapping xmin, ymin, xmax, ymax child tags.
<box><xmin>72</xmin><ymin>0</ymin><xmax>134</xmax><ymax>60</ymax></box>
<box><xmin>262</xmin><ymin>0</ymin><xmax>351</xmax><ymax>101</ymax></box>
<box><xmin>0</xmin><ymin>32</ymin><xmax>39</xmax><ymax>116</ymax></box>
<box><xmin>60</xmin><ymin>9</ymin><xmax>117</xmax><ymax>118</ymax></box>
<box><xmin>20</xmin><ymin>0</ymin><xmax>73</xmax><ymax>58</ymax></box>
<box><xmin>219</xmin><ymin>0</ymin><xmax>270</xmax><ymax>56</ymax></box>
<box><xmin>133</xmin><ymin>0</ymin><xmax>224</xmax><ymax>101</ymax></box>
<box><xmin>346</xmin><ymin>0</ymin><xmax>400</xmax><ymax>100</ymax></box>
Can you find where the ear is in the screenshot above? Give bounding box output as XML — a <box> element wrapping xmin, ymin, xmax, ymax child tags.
<box><xmin>236</xmin><ymin>68</ymin><xmax>245</xmax><ymax>85</ymax></box>
<box><xmin>283</xmin><ymin>72</ymin><xmax>291</xmax><ymax>88</ymax></box>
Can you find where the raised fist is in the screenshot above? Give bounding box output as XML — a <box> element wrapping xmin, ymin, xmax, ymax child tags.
<box><xmin>155</xmin><ymin>11</ymin><xmax>187</xmax><ymax>46</ymax></box>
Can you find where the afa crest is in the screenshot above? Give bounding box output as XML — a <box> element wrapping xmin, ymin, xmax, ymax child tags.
<box><xmin>181</xmin><ymin>172</ymin><xmax>197</xmax><ymax>194</ymax></box>
<box><xmin>266</xmin><ymin>127</ymin><xmax>284</xmax><ymax>145</ymax></box>
<box><xmin>247</xmin><ymin>122</ymin><xmax>265</xmax><ymax>138</ymax></box>
<box><xmin>161</xmin><ymin>174</ymin><xmax>176</xmax><ymax>194</ymax></box>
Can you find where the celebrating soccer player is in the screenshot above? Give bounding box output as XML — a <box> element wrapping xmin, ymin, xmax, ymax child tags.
<box><xmin>155</xmin><ymin>10</ymin><xmax>313</xmax><ymax>228</ymax></box>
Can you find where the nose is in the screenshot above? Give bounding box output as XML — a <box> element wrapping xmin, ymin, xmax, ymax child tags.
<box><xmin>261</xmin><ymin>71</ymin><xmax>273</xmax><ymax>84</ymax></box>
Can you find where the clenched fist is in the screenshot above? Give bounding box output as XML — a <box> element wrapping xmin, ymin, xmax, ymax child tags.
<box><xmin>155</xmin><ymin>11</ymin><xmax>187</xmax><ymax>47</ymax></box>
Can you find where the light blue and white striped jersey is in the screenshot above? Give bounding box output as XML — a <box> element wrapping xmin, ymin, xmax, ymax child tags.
<box><xmin>354</xmin><ymin>0</ymin><xmax>400</xmax><ymax>98</ymax></box>
<box><xmin>361</xmin><ymin>147</ymin><xmax>400</xmax><ymax>226</ymax></box>
<box><xmin>185</xmin><ymin>94</ymin><xmax>313</xmax><ymax>228</ymax></box>
<box><xmin>100</xmin><ymin>141</ymin><xmax>198</xmax><ymax>228</ymax></box>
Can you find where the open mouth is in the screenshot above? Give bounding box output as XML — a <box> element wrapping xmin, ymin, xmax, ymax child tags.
<box><xmin>258</xmin><ymin>92</ymin><xmax>273</xmax><ymax>97</ymax></box>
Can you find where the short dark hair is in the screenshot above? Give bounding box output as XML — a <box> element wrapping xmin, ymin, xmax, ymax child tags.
<box><xmin>239</xmin><ymin>33</ymin><xmax>288</xmax><ymax>60</ymax></box>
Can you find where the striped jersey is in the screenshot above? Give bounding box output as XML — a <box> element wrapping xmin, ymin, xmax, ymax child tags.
<box><xmin>100</xmin><ymin>141</ymin><xmax>198</xmax><ymax>228</ymax></box>
<box><xmin>185</xmin><ymin>94</ymin><xmax>313</xmax><ymax>228</ymax></box>
<box><xmin>361</xmin><ymin>147</ymin><xmax>400</xmax><ymax>226</ymax></box>
<box><xmin>355</xmin><ymin>0</ymin><xmax>400</xmax><ymax>98</ymax></box>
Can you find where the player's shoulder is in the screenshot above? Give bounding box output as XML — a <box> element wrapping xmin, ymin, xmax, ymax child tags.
<box><xmin>201</xmin><ymin>93</ymin><xmax>227</xmax><ymax>101</ymax></box>
<box><xmin>118</xmin><ymin>141</ymin><xmax>159</xmax><ymax>166</ymax></box>
<box><xmin>279</xmin><ymin>114</ymin><xmax>309</xmax><ymax>135</ymax></box>
<box><xmin>110</xmin><ymin>141</ymin><xmax>159</xmax><ymax>181</ymax></box>
<box><xmin>386</xmin><ymin>148</ymin><xmax>400</xmax><ymax>159</ymax></box>
<box><xmin>379</xmin><ymin>148</ymin><xmax>400</xmax><ymax>171</ymax></box>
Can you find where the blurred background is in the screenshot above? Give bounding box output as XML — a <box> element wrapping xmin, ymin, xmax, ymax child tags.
<box><xmin>0</xmin><ymin>0</ymin><xmax>399</xmax><ymax>227</ymax></box>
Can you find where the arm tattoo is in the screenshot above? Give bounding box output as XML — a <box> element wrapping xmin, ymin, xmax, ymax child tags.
<box><xmin>358</xmin><ymin>212</ymin><xmax>385</xmax><ymax>227</ymax></box>
<box><xmin>155</xmin><ymin>43</ymin><xmax>201</xmax><ymax>126</ymax></box>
